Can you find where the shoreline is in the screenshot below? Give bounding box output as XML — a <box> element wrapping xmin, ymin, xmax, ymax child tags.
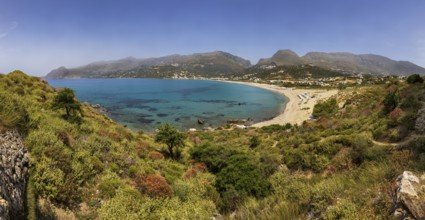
<box><xmin>221</xmin><ymin>81</ymin><xmax>338</xmax><ymax>127</ymax></box>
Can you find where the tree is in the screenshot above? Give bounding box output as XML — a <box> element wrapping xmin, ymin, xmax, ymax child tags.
<box><xmin>51</xmin><ymin>88</ymin><xmax>82</xmax><ymax>119</ymax></box>
<box><xmin>406</xmin><ymin>74</ymin><xmax>424</xmax><ymax>84</ymax></box>
<box><xmin>155</xmin><ymin>124</ymin><xmax>186</xmax><ymax>159</ymax></box>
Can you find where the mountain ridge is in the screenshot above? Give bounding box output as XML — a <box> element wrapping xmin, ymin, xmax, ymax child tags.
<box><xmin>45</xmin><ymin>50</ymin><xmax>425</xmax><ymax>78</ymax></box>
<box><xmin>46</xmin><ymin>51</ymin><xmax>251</xmax><ymax>78</ymax></box>
<box><xmin>301</xmin><ymin>52</ymin><xmax>425</xmax><ymax>75</ymax></box>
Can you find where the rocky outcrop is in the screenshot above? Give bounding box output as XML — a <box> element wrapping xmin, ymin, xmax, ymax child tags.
<box><xmin>0</xmin><ymin>130</ymin><xmax>29</xmax><ymax>220</ymax></box>
<box><xmin>394</xmin><ymin>171</ymin><xmax>425</xmax><ymax>220</ymax></box>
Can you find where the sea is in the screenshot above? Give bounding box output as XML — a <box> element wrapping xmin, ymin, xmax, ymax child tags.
<box><xmin>47</xmin><ymin>79</ymin><xmax>287</xmax><ymax>132</ymax></box>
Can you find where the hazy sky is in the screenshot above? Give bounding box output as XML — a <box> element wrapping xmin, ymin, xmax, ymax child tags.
<box><xmin>0</xmin><ymin>0</ymin><xmax>424</xmax><ymax>76</ymax></box>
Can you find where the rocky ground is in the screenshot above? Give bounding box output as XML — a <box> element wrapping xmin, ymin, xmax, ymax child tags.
<box><xmin>0</xmin><ymin>130</ymin><xmax>29</xmax><ymax>220</ymax></box>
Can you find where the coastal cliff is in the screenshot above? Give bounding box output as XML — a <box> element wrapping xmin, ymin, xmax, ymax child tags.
<box><xmin>0</xmin><ymin>129</ymin><xmax>29</xmax><ymax>220</ymax></box>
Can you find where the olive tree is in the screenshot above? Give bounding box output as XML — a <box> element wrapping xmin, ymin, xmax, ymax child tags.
<box><xmin>155</xmin><ymin>124</ymin><xmax>186</xmax><ymax>159</ymax></box>
<box><xmin>51</xmin><ymin>88</ymin><xmax>82</xmax><ymax>119</ymax></box>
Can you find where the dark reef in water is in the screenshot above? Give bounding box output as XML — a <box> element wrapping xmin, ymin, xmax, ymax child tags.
<box><xmin>137</xmin><ymin>117</ymin><xmax>155</xmax><ymax>124</ymax></box>
<box><xmin>136</xmin><ymin>113</ymin><xmax>155</xmax><ymax>124</ymax></box>
<box><xmin>119</xmin><ymin>99</ymin><xmax>169</xmax><ymax>108</ymax></box>
<box><xmin>171</xmin><ymin>85</ymin><xmax>215</xmax><ymax>97</ymax></box>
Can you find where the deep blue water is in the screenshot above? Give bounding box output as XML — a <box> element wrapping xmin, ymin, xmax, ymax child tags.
<box><xmin>47</xmin><ymin>79</ymin><xmax>287</xmax><ymax>132</ymax></box>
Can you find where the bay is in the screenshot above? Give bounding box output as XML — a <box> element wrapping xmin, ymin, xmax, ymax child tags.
<box><xmin>47</xmin><ymin>79</ymin><xmax>287</xmax><ymax>132</ymax></box>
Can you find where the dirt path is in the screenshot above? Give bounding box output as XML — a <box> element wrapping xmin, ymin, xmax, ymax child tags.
<box><xmin>372</xmin><ymin>134</ymin><xmax>420</xmax><ymax>149</ymax></box>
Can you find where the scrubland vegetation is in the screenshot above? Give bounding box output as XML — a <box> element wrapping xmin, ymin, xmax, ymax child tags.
<box><xmin>0</xmin><ymin>70</ymin><xmax>424</xmax><ymax>219</ymax></box>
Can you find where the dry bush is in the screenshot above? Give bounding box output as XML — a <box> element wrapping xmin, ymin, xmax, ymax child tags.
<box><xmin>135</xmin><ymin>174</ymin><xmax>173</xmax><ymax>198</ymax></box>
<box><xmin>148</xmin><ymin>151</ymin><xmax>164</xmax><ymax>160</ymax></box>
<box><xmin>183</xmin><ymin>163</ymin><xmax>207</xmax><ymax>179</ymax></box>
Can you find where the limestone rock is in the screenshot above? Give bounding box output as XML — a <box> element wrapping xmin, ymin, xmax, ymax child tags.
<box><xmin>395</xmin><ymin>171</ymin><xmax>425</xmax><ymax>220</ymax></box>
<box><xmin>0</xmin><ymin>130</ymin><xmax>29</xmax><ymax>220</ymax></box>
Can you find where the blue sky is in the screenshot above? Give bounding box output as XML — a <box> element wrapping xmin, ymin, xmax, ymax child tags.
<box><xmin>0</xmin><ymin>0</ymin><xmax>424</xmax><ymax>76</ymax></box>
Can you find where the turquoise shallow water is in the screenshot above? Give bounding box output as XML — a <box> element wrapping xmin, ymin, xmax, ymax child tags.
<box><xmin>47</xmin><ymin>79</ymin><xmax>287</xmax><ymax>132</ymax></box>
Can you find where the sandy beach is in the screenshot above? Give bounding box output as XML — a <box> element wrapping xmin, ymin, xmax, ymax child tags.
<box><xmin>224</xmin><ymin>81</ymin><xmax>338</xmax><ymax>127</ymax></box>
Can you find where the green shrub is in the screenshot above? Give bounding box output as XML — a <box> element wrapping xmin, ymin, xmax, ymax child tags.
<box><xmin>382</xmin><ymin>91</ymin><xmax>398</xmax><ymax>114</ymax></box>
<box><xmin>190</xmin><ymin>144</ymin><xmax>233</xmax><ymax>173</ymax></box>
<box><xmin>98</xmin><ymin>172</ymin><xmax>122</xmax><ymax>199</ymax></box>
<box><xmin>399</xmin><ymin>94</ymin><xmax>421</xmax><ymax>110</ymax></box>
<box><xmin>309</xmin><ymin>181</ymin><xmax>339</xmax><ymax>215</ymax></box>
<box><xmin>399</xmin><ymin>112</ymin><xmax>417</xmax><ymax>130</ymax></box>
<box><xmin>313</xmin><ymin>98</ymin><xmax>338</xmax><ymax>118</ymax></box>
<box><xmin>191</xmin><ymin>144</ymin><xmax>270</xmax><ymax>211</ymax></box>
<box><xmin>283</xmin><ymin>148</ymin><xmax>307</xmax><ymax>170</ymax></box>
<box><xmin>258</xmin><ymin>152</ymin><xmax>282</xmax><ymax>177</ymax></box>
<box><xmin>215</xmin><ymin>154</ymin><xmax>270</xmax><ymax>197</ymax></box>
<box><xmin>322</xmin><ymin>200</ymin><xmax>359</xmax><ymax>220</ymax></box>
<box><xmin>270</xmin><ymin>172</ymin><xmax>310</xmax><ymax>202</ymax></box>
<box><xmin>128</xmin><ymin>165</ymin><xmax>138</xmax><ymax>178</ymax></box>
<box><xmin>32</xmin><ymin>156</ymin><xmax>65</xmax><ymax>200</ymax></box>
<box><xmin>0</xmin><ymin>91</ymin><xmax>29</xmax><ymax>132</ymax></box>
<box><xmin>349</xmin><ymin>135</ymin><xmax>372</xmax><ymax>165</ymax></box>
<box><xmin>364</xmin><ymin>146</ymin><xmax>388</xmax><ymax>162</ymax></box>
<box><xmin>14</xmin><ymin>86</ymin><xmax>25</xmax><ymax>95</ymax></box>
<box><xmin>261</xmin><ymin>123</ymin><xmax>292</xmax><ymax>133</ymax></box>
<box><xmin>99</xmin><ymin>188</ymin><xmax>147</xmax><ymax>220</ymax></box>
<box><xmin>408</xmin><ymin>137</ymin><xmax>425</xmax><ymax>155</ymax></box>
<box><xmin>311</xmin><ymin>155</ymin><xmax>330</xmax><ymax>172</ymax></box>
<box><xmin>406</xmin><ymin>74</ymin><xmax>424</xmax><ymax>84</ymax></box>
<box><xmin>249</xmin><ymin>136</ymin><xmax>260</xmax><ymax>148</ymax></box>
<box><xmin>413</xmin><ymin>153</ymin><xmax>425</xmax><ymax>171</ymax></box>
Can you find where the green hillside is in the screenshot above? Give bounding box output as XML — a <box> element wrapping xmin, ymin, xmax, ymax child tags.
<box><xmin>1</xmin><ymin>71</ymin><xmax>424</xmax><ymax>219</ymax></box>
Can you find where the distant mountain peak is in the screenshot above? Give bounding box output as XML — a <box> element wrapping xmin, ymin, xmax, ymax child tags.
<box><xmin>274</xmin><ymin>49</ymin><xmax>299</xmax><ymax>57</ymax></box>
<box><xmin>258</xmin><ymin>49</ymin><xmax>304</xmax><ymax>66</ymax></box>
